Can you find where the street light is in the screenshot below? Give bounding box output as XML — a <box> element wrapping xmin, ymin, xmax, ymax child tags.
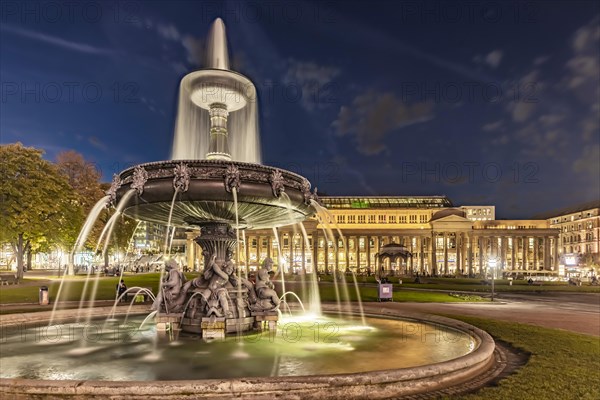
<box><xmin>488</xmin><ymin>258</ymin><xmax>497</xmax><ymax>302</ymax></box>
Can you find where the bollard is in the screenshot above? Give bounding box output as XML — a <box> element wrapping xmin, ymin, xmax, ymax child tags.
<box><xmin>39</xmin><ymin>286</ymin><xmax>49</xmax><ymax>305</ymax></box>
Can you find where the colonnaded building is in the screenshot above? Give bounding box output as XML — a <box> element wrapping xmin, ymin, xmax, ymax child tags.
<box><xmin>175</xmin><ymin>196</ymin><xmax>600</xmax><ymax>279</ymax></box>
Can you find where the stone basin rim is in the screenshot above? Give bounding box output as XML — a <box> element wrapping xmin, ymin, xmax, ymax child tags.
<box><xmin>117</xmin><ymin>159</ymin><xmax>311</xmax><ymax>184</ymax></box>
<box><xmin>0</xmin><ymin>308</ymin><xmax>496</xmax><ymax>399</ymax></box>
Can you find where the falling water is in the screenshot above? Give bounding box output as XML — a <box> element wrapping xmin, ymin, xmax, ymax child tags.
<box><xmin>232</xmin><ymin>188</ymin><xmax>246</xmax><ymax>339</ymax></box>
<box><xmin>49</xmin><ymin>195</ymin><xmax>110</xmax><ymax>326</ymax></box>
<box><xmin>72</xmin><ymin>195</ymin><xmax>110</xmax><ymax>259</ymax></box>
<box><xmin>76</xmin><ymin>190</ymin><xmax>135</xmax><ymax>328</ymax></box>
<box><xmin>126</xmin><ymin>221</ymin><xmax>142</xmax><ymax>255</ymax></box>
<box><xmin>171</xmin><ymin>19</ymin><xmax>261</xmax><ymax>163</ymax></box>
<box><xmin>98</xmin><ymin>189</ymin><xmax>137</xmax><ymax>257</ymax></box>
<box><xmin>206</xmin><ymin>18</ymin><xmax>230</xmax><ymax>70</ymax></box>
<box><xmin>241</xmin><ymin>229</ymin><xmax>247</xmax><ymax>270</ymax></box>
<box><xmin>271</xmin><ymin>227</ymin><xmax>286</xmax><ymax>297</ymax></box>
<box><xmin>299</xmin><ymin>223</ymin><xmax>322</xmax><ymax>316</ymax></box>
<box><xmin>311</xmin><ymin>200</ymin><xmax>365</xmax><ymax>324</ymax></box>
<box><xmin>232</xmin><ymin>188</ymin><xmax>244</xmax><ymax>278</ymax></box>
<box><xmin>163</xmin><ymin>188</ymin><xmax>180</xmax><ymax>255</ymax></box>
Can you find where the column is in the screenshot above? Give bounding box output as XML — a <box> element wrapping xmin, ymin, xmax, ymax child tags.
<box><xmin>431</xmin><ymin>232</ymin><xmax>437</xmax><ymax>275</ymax></box>
<box><xmin>443</xmin><ymin>232</ymin><xmax>448</xmax><ymax>275</ymax></box>
<box><xmin>501</xmin><ymin>236</ymin><xmax>507</xmax><ymax>274</ymax></box>
<box><xmin>511</xmin><ymin>236</ymin><xmax>516</xmax><ymax>270</ymax></box>
<box><xmin>523</xmin><ymin>236</ymin><xmax>528</xmax><ymax>270</ymax></box>
<box><xmin>553</xmin><ymin>237</ymin><xmax>559</xmax><ymax>270</ymax></box>
<box><xmin>478</xmin><ymin>236</ymin><xmax>484</xmax><ymax>274</ymax></box>
<box><xmin>467</xmin><ymin>234</ymin><xmax>473</xmax><ymax>276</ymax></box>
<box><xmin>543</xmin><ymin>237</ymin><xmax>549</xmax><ymax>270</ymax></box>
<box><xmin>533</xmin><ymin>236</ymin><xmax>538</xmax><ymax>271</ymax></box>
<box><xmin>420</xmin><ymin>236</ymin><xmax>425</xmax><ymax>274</ymax></box>
<box><xmin>356</xmin><ymin>236</ymin><xmax>360</xmax><ymax>271</ymax></box>
<box><xmin>409</xmin><ymin>236</ymin><xmax>414</xmax><ymax>274</ymax></box>
<box><xmin>245</xmin><ymin>234</ymin><xmax>251</xmax><ymax>269</ymax></box>
<box><xmin>454</xmin><ymin>232</ymin><xmax>463</xmax><ymax>275</ymax></box>
<box><xmin>267</xmin><ymin>236</ymin><xmax>271</xmax><ymax>259</ymax></box>
<box><xmin>186</xmin><ymin>231</ymin><xmax>195</xmax><ymax>271</ymax></box>
<box><xmin>366</xmin><ymin>236</ymin><xmax>371</xmax><ymax>271</ymax></box>
<box><xmin>344</xmin><ymin>237</ymin><xmax>349</xmax><ymax>270</ymax></box>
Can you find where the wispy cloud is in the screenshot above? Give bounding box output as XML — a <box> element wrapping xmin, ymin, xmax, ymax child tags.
<box><xmin>88</xmin><ymin>136</ymin><xmax>107</xmax><ymax>151</ymax></box>
<box><xmin>333</xmin><ymin>90</ymin><xmax>434</xmax><ymax>156</ymax></box>
<box><xmin>485</xmin><ymin>50</ymin><xmax>503</xmax><ymax>68</ymax></box>
<box><xmin>0</xmin><ymin>24</ymin><xmax>116</xmax><ymax>56</ymax></box>
<box><xmin>283</xmin><ymin>59</ymin><xmax>340</xmax><ymax>112</ymax></box>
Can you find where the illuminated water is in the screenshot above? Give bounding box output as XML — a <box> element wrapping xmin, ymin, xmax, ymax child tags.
<box><xmin>0</xmin><ymin>316</ymin><xmax>475</xmax><ymax>381</ymax></box>
<box><xmin>171</xmin><ymin>18</ymin><xmax>261</xmax><ymax>163</ymax></box>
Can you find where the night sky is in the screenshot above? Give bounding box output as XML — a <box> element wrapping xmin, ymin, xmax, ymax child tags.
<box><xmin>1</xmin><ymin>0</ymin><xmax>599</xmax><ymax>218</ymax></box>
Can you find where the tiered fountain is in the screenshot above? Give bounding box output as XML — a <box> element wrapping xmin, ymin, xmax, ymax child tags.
<box><xmin>107</xmin><ymin>18</ymin><xmax>317</xmax><ymax>338</ymax></box>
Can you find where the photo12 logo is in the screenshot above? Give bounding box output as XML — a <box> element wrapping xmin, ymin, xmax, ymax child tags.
<box><xmin>401</xmin><ymin>162</ymin><xmax>540</xmax><ymax>184</ymax></box>
<box><xmin>1</xmin><ymin>81</ymin><xmax>140</xmax><ymax>104</ymax></box>
<box><xmin>0</xmin><ymin>1</ymin><xmax>142</xmax><ymax>24</ymax></box>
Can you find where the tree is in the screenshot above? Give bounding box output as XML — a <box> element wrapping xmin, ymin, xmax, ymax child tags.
<box><xmin>0</xmin><ymin>143</ymin><xmax>83</xmax><ymax>278</ymax></box>
<box><xmin>56</xmin><ymin>150</ymin><xmax>105</xmax><ymax>249</ymax></box>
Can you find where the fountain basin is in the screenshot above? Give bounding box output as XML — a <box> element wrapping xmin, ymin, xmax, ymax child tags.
<box><xmin>183</xmin><ymin>69</ymin><xmax>255</xmax><ymax>111</ymax></box>
<box><xmin>113</xmin><ymin>160</ymin><xmax>315</xmax><ymax>229</ymax></box>
<box><xmin>0</xmin><ymin>307</ymin><xmax>496</xmax><ymax>399</ymax></box>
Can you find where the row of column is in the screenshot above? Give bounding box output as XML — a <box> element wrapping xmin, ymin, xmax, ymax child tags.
<box><xmin>186</xmin><ymin>230</ymin><xmax>560</xmax><ymax>274</ymax></box>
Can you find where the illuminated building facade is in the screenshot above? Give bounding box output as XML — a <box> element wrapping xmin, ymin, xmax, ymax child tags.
<box><xmin>541</xmin><ymin>201</ymin><xmax>600</xmax><ymax>277</ymax></box>
<box><xmin>183</xmin><ymin>196</ymin><xmax>570</xmax><ymax>277</ymax></box>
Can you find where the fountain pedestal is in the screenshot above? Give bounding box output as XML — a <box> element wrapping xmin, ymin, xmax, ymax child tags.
<box><xmin>253</xmin><ymin>311</ymin><xmax>279</xmax><ymax>331</ymax></box>
<box><xmin>194</xmin><ymin>222</ymin><xmax>236</xmax><ymax>265</ymax></box>
<box><xmin>156</xmin><ymin>313</ymin><xmax>183</xmax><ymax>340</ymax></box>
<box><xmin>201</xmin><ymin>317</ymin><xmax>226</xmax><ymax>339</ymax></box>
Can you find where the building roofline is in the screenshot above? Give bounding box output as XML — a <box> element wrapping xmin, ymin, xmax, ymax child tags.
<box><xmin>533</xmin><ymin>200</ymin><xmax>600</xmax><ymax>219</ymax></box>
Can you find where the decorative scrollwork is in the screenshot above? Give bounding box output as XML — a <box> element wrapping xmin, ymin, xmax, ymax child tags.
<box><xmin>269</xmin><ymin>169</ymin><xmax>285</xmax><ymax>198</ymax></box>
<box><xmin>106</xmin><ymin>174</ymin><xmax>122</xmax><ymax>206</ymax></box>
<box><xmin>131</xmin><ymin>166</ymin><xmax>148</xmax><ymax>195</ymax></box>
<box><xmin>173</xmin><ymin>163</ymin><xmax>191</xmax><ymax>193</ymax></box>
<box><xmin>224</xmin><ymin>164</ymin><xmax>241</xmax><ymax>193</ymax></box>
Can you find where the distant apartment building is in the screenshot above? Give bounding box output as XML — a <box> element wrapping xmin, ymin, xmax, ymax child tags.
<box><xmin>540</xmin><ymin>200</ymin><xmax>600</xmax><ymax>277</ymax></box>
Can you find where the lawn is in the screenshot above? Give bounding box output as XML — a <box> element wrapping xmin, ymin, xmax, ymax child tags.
<box><xmin>313</xmin><ymin>275</ymin><xmax>600</xmax><ymax>293</ymax></box>
<box><xmin>446</xmin><ymin>316</ymin><xmax>600</xmax><ymax>400</ymax></box>
<box><xmin>0</xmin><ymin>274</ymin><xmax>167</xmax><ymax>304</ymax></box>
<box><xmin>0</xmin><ymin>273</ymin><xmax>485</xmax><ymax>306</ymax></box>
<box><xmin>315</xmin><ymin>284</ymin><xmax>486</xmax><ymax>303</ymax></box>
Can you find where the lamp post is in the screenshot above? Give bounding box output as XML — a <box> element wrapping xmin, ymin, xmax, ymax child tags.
<box><xmin>488</xmin><ymin>258</ymin><xmax>497</xmax><ymax>302</ymax></box>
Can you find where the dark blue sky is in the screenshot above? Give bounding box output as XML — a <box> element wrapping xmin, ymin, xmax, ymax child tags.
<box><xmin>1</xmin><ymin>0</ymin><xmax>599</xmax><ymax>218</ymax></box>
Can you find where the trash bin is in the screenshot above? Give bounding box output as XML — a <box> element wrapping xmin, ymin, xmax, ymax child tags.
<box><xmin>39</xmin><ymin>286</ymin><xmax>49</xmax><ymax>305</ymax></box>
<box><xmin>378</xmin><ymin>283</ymin><xmax>393</xmax><ymax>302</ymax></box>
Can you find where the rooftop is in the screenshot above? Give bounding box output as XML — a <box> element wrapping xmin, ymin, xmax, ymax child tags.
<box><xmin>534</xmin><ymin>200</ymin><xmax>600</xmax><ymax>219</ymax></box>
<box><xmin>319</xmin><ymin>196</ymin><xmax>453</xmax><ymax>209</ymax></box>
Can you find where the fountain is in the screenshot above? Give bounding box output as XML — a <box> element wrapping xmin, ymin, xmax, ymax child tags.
<box><xmin>0</xmin><ymin>18</ymin><xmax>498</xmax><ymax>399</ymax></box>
<box><xmin>106</xmin><ymin>19</ymin><xmax>317</xmax><ymax>338</ymax></box>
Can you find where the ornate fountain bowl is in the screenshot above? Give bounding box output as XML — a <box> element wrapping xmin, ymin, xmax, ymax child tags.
<box><xmin>111</xmin><ymin>160</ymin><xmax>316</xmax><ymax>230</ymax></box>
<box><xmin>183</xmin><ymin>69</ymin><xmax>255</xmax><ymax>112</ymax></box>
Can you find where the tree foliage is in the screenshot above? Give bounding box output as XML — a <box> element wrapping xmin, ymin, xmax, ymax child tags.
<box><xmin>56</xmin><ymin>150</ymin><xmax>105</xmax><ymax>249</ymax></box>
<box><xmin>0</xmin><ymin>143</ymin><xmax>83</xmax><ymax>277</ymax></box>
